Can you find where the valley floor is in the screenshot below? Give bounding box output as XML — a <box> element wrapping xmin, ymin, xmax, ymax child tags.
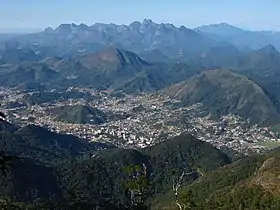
<box><xmin>1</xmin><ymin>87</ymin><xmax>279</xmax><ymax>155</ymax></box>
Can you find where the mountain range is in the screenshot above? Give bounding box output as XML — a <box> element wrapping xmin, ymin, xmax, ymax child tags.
<box><xmin>0</xmin><ymin>47</ymin><xmax>201</xmax><ymax>91</ymax></box>
<box><xmin>1</xmin><ymin>20</ymin><xmax>214</xmax><ymax>59</ymax></box>
<box><xmin>2</xmin><ymin>44</ymin><xmax>280</xmax><ymax>125</ymax></box>
<box><xmin>3</xmin><ymin>20</ymin><xmax>280</xmax><ymax>59</ymax></box>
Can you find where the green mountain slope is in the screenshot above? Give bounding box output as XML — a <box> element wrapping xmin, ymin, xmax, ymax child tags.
<box><xmin>22</xmin><ymin>91</ymin><xmax>93</xmax><ymax>105</ymax></box>
<box><xmin>237</xmin><ymin>44</ymin><xmax>280</xmax><ymax>70</ymax></box>
<box><xmin>117</xmin><ymin>63</ymin><xmax>201</xmax><ymax>94</ymax></box>
<box><xmin>0</xmin><ymin>48</ymin><xmax>202</xmax><ymax>93</ymax></box>
<box><xmin>117</xmin><ymin>65</ymin><xmax>171</xmax><ymax>94</ymax></box>
<box><xmin>79</xmin><ymin>48</ymin><xmax>149</xmax><ymax>70</ymax></box>
<box><xmin>51</xmin><ymin>134</ymin><xmax>230</xmax><ymax>208</ymax></box>
<box><xmin>0</xmin><ymin>134</ymin><xmax>230</xmax><ymax>208</ymax></box>
<box><xmin>235</xmin><ymin>45</ymin><xmax>280</xmax><ymax>110</ymax></box>
<box><xmin>144</xmin><ymin>135</ymin><xmax>230</xmax><ymax>196</ymax></box>
<box><xmin>139</xmin><ymin>50</ymin><xmax>171</xmax><ymax>63</ymax></box>
<box><xmin>161</xmin><ymin>69</ymin><xmax>280</xmax><ymax>125</ymax></box>
<box><xmin>48</xmin><ymin>48</ymin><xmax>152</xmax><ymax>88</ymax></box>
<box><xmin>0</xmin><ymin>48</ymin><xmax>152</xmax><ymax>90</ymax></box>
<box><xmin>0</xmin><ymin>158</ymin><xmax>61</xmax><ymax>202</ymax></box>
<box><xmin>154</xmin><ymin>148</ymin><xmax>280</xmax><ymax>210</ymax></box>
<box><xmin>49</xmin><ymin>105</ymin><xmax>108</xmax><ymax>125</ymax></box>
<box><xmin>186</xmin><ymin>44</ymin><xmax>280</xmax><ymax>113</ymax></box>
<box><xmin>1</xmin><ymin>125</ymin><xmax>280</xmax><ymax>209</ymax></box>
<box><xmin>0</xmin><ymin>120</ymin><xmax>19</xmax><ymax>133</ymax></box>
<box><xmin>0</xmin><ymin>124</ymin><xmax>110</xmax><ymax>163</ymax></box>
<box><xmin>0</xmin><ymin>63</ymin><xmax>64</xmax><ymax>88</ymax></box>
<box><xmin>0</xmin><ymin>48</ymin><xmax>40</xmax><ymax>65</ymax></box>
<box><xmin>185</xmin><ymin>42</ymin><xmax>244</xmax><ymax>69</ymax></box>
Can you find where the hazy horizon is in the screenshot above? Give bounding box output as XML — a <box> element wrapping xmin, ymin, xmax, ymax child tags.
<box><xmin>1</xmin><ymin>0</ymin><xmax>280</xmax><ymax>33</ymax></box>
<box><xmin>1</xmin><ymin>20</ymin><xmax>280</xmax><ymax>34</ymax></box>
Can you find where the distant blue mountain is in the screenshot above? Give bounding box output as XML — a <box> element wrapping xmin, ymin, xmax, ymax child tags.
<box><xmin>4</xmin><ymin>19</ymin><xmax>218</xmax><ymax>59</ymax></box>
<box><xmin>196</xmin><ymin>23</ymin><xmax>280</xmax><ymax>50</ymax></box>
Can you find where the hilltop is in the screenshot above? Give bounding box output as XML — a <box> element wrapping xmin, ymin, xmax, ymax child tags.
<box><xmin>49</xmin><ymin>105</ymin><xmax>108</xmax><ymax>125</ymax></box>
<box><xmin>162</xmin><ymin>69</ymin><xmax>280</xmax><ymax>125</ymax></box>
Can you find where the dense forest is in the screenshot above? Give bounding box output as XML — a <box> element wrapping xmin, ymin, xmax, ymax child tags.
<box><xmin>1</xmin><ymin>117</ymin><xmax>280</xmax><ymax>209</ymax></box>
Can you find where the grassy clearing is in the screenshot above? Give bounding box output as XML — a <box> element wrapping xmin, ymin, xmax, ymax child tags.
<box><xmin>256</xmin><ymin>141</ymin><xmax>280</xmax><ymax>149</ymax></box>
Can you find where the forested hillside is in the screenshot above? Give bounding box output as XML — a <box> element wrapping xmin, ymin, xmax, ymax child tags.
<box><xmin>0</xmin><ymin>126</ymin><xmax>230</xmax><ymax>209</ymax></box>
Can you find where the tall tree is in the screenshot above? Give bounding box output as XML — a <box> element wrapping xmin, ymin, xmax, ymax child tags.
<box><xmin>124</xmin><ymin>164</ymin><xmax>150</xmax><ymax>210</ymax></box>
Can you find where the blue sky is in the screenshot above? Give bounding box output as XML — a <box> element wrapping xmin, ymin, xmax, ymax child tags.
<box><xmin>0</xmin><ymin>0</ymin><xmax>279</xmax><ymax>31</ymax></box>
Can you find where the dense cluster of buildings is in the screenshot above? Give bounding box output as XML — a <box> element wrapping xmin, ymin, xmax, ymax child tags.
<box><xmin>1</xmin><ymin>87</ymin><xmax>280</xmax><ymax>154</ymax></box>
